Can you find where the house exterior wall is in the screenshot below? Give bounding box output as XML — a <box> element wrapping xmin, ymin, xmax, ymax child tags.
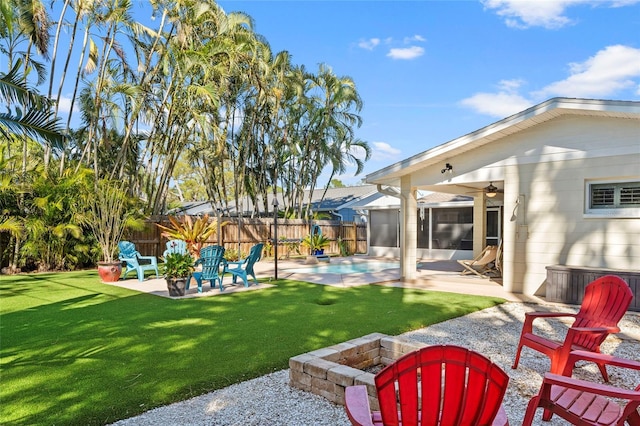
<box><xmin>397</xmin><ymin>114</ymin><xmax>639</xmax><ymax>295</ymax></box>
<box><xmin>434</xmin><ymin>114</ymin><xmax>640</xmax><ymax>295</ymax></box>
<box><xmin>367</xmin><ymin>100</ymin><xmax>639</xmax><ymax>298</ymax></box>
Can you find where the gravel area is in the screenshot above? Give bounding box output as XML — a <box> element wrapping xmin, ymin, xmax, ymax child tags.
<box><xmin>111</xmin><ymin>302</ymin><xmax>640</xmax><ymax>426</ymax></box>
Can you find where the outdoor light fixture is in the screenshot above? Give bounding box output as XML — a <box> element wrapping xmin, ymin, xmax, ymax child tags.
<box><xmin>485</xmin><ymin>182</ymin><xmax>498</xmax><ymax>198</ymax></box>
<box><xmin>441</xmin><ymin>163</ymin><xmax>453</xmax><ymax>174</ymax></box>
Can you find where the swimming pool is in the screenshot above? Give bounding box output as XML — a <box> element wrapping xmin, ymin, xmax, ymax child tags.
<box><xmin>286</xmin><ymin>261</ymin><xmax>400</xmax><ymax>275</ymax></box>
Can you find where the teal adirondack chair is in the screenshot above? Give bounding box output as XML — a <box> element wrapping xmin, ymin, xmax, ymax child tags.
<box><xmin>222</xmin><ymin>243</ymin><xmax>264</xmax><ymax>287</ymax></box>
<box><xmin>163</xmin><ymin>239</ymin><xmax>187</xmax><ymax>258</ymax></box>
<box><xmin>118</xmin><ymin>241</ymin><xmax>159</xmax><ymax>282</ymax></box>
<box><xmin>190</xmin><ymin>245</ymin><xmax>226</xmax><ymax>292</ymax></box>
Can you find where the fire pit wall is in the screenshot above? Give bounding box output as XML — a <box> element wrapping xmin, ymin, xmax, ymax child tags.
<box><xmin>289</xmin><ymin>333</ymin><xmax>427</xmax><ymax>411</ymax></box>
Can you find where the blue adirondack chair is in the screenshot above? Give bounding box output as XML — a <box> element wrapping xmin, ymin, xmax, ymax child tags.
<box><xmin>163</xmin><ymin>239</ymin><xmax>187</xmax><ymax>258</ymax></box>
<box><xmin>118</xmin><ymin>241</ymin><xmax>159</xmax><ymax>282</ymax></box>
<box><xmin>222</xmin><ymin>243</ymin><xmax>264</xmax><ymax>287</ymax></box>
<box><xmin>190</xmin><ymin>245</ymin><xmax>226</xmax><ymax>292</ymax></box>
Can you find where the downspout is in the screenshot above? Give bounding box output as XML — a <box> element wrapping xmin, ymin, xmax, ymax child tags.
<box><xmin>377</xmin><ymin>184</ymin><xmax>403</xmax><ymax>200</ymax></box>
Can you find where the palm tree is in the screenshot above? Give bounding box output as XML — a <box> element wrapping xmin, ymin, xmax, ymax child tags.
<box><xmin>20</xmin><ymin>168</ymin><xmax>92</xmax><ymax>270</ymax></box>
<box><xmin>0</xmin><ymin>61</ymin><xmax>65</xmax><ymax>149</ymax></box>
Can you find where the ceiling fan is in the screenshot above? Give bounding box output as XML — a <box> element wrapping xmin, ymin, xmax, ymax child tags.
<box><xmin>484</xmin><ymin>182</ymin><xmax>502</xmax><ymax>198</ymax></box>
<box><xmin>458</xmin><ymin>182</ymin><xmax>504</xmax><ymax>197</ymax></box>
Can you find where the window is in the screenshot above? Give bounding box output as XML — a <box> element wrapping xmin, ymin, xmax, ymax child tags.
<box><xmin>586</xmin><ymin>180</ymin><xmax>640</xmax><ymax>217</ymax></box>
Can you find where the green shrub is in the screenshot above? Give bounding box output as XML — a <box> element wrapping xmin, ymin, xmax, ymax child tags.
<box><xmin>161</xmin><ymin>252</ymin><xmax>194</xmax><ymax>277</ymax></box>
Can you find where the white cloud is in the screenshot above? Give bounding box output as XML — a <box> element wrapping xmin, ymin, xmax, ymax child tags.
<box><xmin>56</xmin><ymin>95</ymin><xmax>76</xmax><ymax>114</ymax></box>
<box><xmin>403</xmin><ymin>34</ymin><xmax>426</xmax><ymax>43</ymax></box>
<box><xmin>387</xmin><ymin>46</ymin><xmax>424</xmax><ymax>60</ymax></box>
<box><xmin>460</xmin><ymin>92</ymin><xmax>532</xmax><ymax>117</ymax></box>
<box><xmin>461</xmin><ymin>44</ymin><xmax>640</xmax><ymax>117</ymax></box>
<box><xmin>460</xmin><ymin>79</ymin><xmax>532</xmax><ymax>117</ymax></box>
<box><xmin>358</xmin><ymin>38</ymin><xmax>380</xmax><ymax>50</ymax></box>
<box><xmin>358</xmin><ymin>35</ymin><xmax>425</xmax><ymax>60</ymax></box>
<box><xmin>371</xmin><ymin>141</ymin><xmax>402</xmax><ymax>161</ymax></box>
<box><xmin>482</xmin><ymin>0</ymin><xmax>640</xmax><ymax>29</ymax></box>
<box><xmin>535</xmin><ymin>45</ymin><xmax>640</xmax><ymax>98</ymax></box>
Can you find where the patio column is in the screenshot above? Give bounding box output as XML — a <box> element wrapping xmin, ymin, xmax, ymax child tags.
<box><xmin>400</xmin><ymin>176</ymin><xmax>417</xmax><ymax>281</ymax></box>
<box><xmin>473</xmin><ymin>195</ymin><xmax>487</xmax><ymax>255</ymax></box>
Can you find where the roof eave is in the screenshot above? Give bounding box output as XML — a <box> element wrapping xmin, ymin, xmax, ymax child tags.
<box><xmin>366</xmin><ymin>97</ymin><xmax>640</xmax><ymax>185</ymax></box>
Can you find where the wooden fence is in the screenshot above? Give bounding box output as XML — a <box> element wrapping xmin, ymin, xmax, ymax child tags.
<box><xmin>127</xmin><ymin>217</ymin><xmax>368</xmax><ymax>259</ymax></box>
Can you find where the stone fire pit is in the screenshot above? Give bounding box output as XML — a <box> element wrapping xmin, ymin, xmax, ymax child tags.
<box><xmin>289</xmin><ymin>333</ymin><xmax>427</xmax><ymax>410</ymax></box>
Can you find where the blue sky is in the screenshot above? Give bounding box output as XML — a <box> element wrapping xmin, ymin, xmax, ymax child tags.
<box><xmin>216</xmin><ymin>0</ymin><xmax>640</xmax><ymax>185</ymax></box>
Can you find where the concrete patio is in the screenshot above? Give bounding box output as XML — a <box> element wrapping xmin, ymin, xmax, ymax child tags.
<box><xmin>107</xmin><ymin>255</ymin><xmax>545</xmax><ymax>303</ymax></box>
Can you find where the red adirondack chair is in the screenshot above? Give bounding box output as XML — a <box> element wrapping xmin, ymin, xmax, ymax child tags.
<box><xmin>345</xmin><ymin>345</ymin><xmax>510</xmax><ymax>426</ymax></box>
<box><xmin>523</xmin><ymin>350</ymin><xmax>640</xmax><ymax>425</ymax></box>
<box><xmin>512</xmin><ymin>275</ymin><xmax>633</xmax><ymax>381</ymax></box>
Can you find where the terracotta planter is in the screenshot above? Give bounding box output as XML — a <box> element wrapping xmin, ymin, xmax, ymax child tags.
<box><xmin>166</xmin><ymin>277</ymin><xmax>187</xmax><ymax>297</ymax></box>
<box><xmin>97</xmin><ymin>261</ymin><xmax>122</xmax><ymax>282</ymax></box>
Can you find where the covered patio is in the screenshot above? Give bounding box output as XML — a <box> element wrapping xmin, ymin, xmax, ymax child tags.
<box><xmin>365</xmin><ymin>98</ymin><xmax>640</xmax><ymax>298</ymax></box>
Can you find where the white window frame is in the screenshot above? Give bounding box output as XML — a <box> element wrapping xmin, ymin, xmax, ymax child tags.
<box><xmin>584</xmin><ymin>179</ymin><xmax>640</xmax><ymax>218</ymax></box>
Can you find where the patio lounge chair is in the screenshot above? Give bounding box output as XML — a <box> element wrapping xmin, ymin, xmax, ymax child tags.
<box><xmin>523</xmin><ymin>350</ymin><xmax>640</xmax><ymax>425</ymax></box>
<box><xmin>512</xmin><ymin>274</ymin><xmax>633</xmax><ymax>381</ymax></box>
<box><xmin>162</xmin><ymin>239</ymin><xmax>187</xmax><ymax>258</ymax></box>
<box><xmin>345</xmin><ymin>345</ymin><xmax>510</xmax><ymax>426</ymax></box>
<box><xmin>457</xmin><ymin>243</ymin><xmax>500</xmax><ymax>278</ymax></box>
<box><xmin>222</xmin><ymin>243</ymin><xmax>264</xmax><ymax>287</ymax></box>
<box><xmin>190</xmin><ymin>245</ymin><xmax>225</xmax><ymax>292</ymax></box>
<box><xmin>118</xmin><ymin>241</ymin><xmax>159</xmax><ymax>282</ymax></box>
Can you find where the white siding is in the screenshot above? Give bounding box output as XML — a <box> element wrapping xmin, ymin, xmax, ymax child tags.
<box><xmin>496</xmin><ymin>116</ymin><xmax>640</xmax><ymax>294</ymax></box>
<box><xmin>404</xmin><ymin>114</ymin><xmax>639</xmax><ymax>295</ymax></box>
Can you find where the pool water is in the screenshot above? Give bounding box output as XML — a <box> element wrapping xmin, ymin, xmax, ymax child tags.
<box><xmin>286</xmin><ymin>261</ymin><xmax>400</xmax><ymax>274</ymax></box>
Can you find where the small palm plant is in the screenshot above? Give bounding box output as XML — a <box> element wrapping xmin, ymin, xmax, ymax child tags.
<box><xmin>156</xmin><ymin>214</ymin><xmax>225</xmax><ymax>258</ymax></box>
<box><xmin>86</xmin><ymin>179</ymin><xmax>144</xmax><ymax>263</ymax></box>
<box><xmin>301</xmin><ymin>233</ymin><xmax>330</xmax><ymax>255</ymax></box>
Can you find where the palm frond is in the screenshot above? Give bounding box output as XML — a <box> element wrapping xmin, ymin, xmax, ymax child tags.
<box><xmin>0</xmin><ymin>60</ymin><xmax>43</xmax><ymax>107</ymax></box>
<box><xmin>0</xmin><ymin>108</ymin><xmax>65</xmax><ymax>149</ymax></box>
<box><xmin>0</xmin><ymin>216</ymin><xmax>23</xmax><ymax>237</ymax></box>
<box><xmin>17</xmin><ymin>0</ymin><xmax>51</xmax><ymax>59</ymax></box>
<box><xmin>83</xmin><ymin>38</ymin><xmax>98</xmax><ymax>75</ymax></box>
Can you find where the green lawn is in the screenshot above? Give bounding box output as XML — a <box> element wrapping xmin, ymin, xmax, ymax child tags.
<box><xmin>0</xmin><ymin>271</ymin><xmax>505</xmax><ymax>425</ymax></box>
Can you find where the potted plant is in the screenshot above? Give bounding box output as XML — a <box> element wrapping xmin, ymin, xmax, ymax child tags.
<box><xmin>301</xmin><ymin>233</ymin><xmax>331</xmax><ymax>264</ymax></box>
<box><xmin>161</xmin><ymin>251</ymin><xmax>195</xmax><ymax>297</ymax></box>
<box><xmin>156</xmin><ymin>214</ymin><xmax>226</xmax><ymax>258</ymax></box>
<box><xmin>85</xmin><ymin>179</ymin><xmax>143</xmax><ymax>282</ymax></box>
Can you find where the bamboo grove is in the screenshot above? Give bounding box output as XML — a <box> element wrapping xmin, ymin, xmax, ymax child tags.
<box><xmin>0</xmin><ymin>0</ymin><xmax>370</xmax><ymax>271</ymax></box>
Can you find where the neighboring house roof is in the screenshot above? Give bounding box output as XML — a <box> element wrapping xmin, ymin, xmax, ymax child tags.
<box><xmin>309</xmin><ymin>185</ymin><xmax>380</xmax><ymax>211</ymax></box>
<box><xmin>173</xmin><ymin>201</ymin><xmax>214</xmax><ymax>216</ymax></box>
<box><xmin>366</xmin><ymin>98</ymin><xmax>640</xmax><ymax>187</ymax></box>
<box><xmin>169</xmin><ymin>185</ymin><xmax>382</xmax><ymax>216</ymax></box>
